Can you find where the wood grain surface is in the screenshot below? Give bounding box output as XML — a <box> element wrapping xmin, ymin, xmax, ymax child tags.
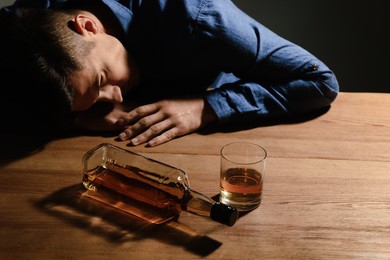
<box><xmin>1</xmin><ymin>92</ymin><xmax>389</xmax><ymax>259</ymax></box>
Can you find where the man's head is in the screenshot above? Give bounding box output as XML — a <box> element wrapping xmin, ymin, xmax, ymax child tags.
<box><xmin>0</xmin><ymin>5</ymin><xmax>137</xmax><ymax>133</ymax></box>
<box><xmin>67</xmin><ymin>9</ymin><xmax>135</xmax><ymax>111</ymax></box>
<box><xmin>0</xmin><ymin>7</ymin><xmax>90</xmax><ymax>133</ymax></box>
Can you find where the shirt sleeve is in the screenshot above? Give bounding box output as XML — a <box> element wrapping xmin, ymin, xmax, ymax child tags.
<box><xmin>193</xmin><ymin>0</ymin><xmax>339</xmax><ymax>123</ymax></box>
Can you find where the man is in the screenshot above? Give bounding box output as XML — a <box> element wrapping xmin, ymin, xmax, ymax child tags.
<box><xmin>0</xmin><ymin>0</ymin><xmax>338</xmax><ymax>146</ymax></box>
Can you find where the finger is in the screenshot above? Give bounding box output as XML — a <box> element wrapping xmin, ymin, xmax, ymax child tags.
<box><xmin>130</xmin><ymin>120</ymin><xmax>174</xmax><ymax>146</ymax></box>
<box><xmin>122</xmin><ymin>104</ymin><xmax>159</xmax><ymax>125</ymax></box>
<box><xmin>119</xmin><ymin>112</ymin><xmax>166</xmax><ymax>141</ymax></box>
<box><xmin>147</xmin><ymin>127</ymin><xmax>185</xmax><ymax>147</ymax></box>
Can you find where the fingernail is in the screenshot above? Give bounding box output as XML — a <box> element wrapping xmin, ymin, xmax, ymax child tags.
<box><xmin>131</xmin><ymin>138</ymin><xmax>139</xmax><ymax>145</ymax></box>
<box><xmin>119</xmin><ymin>132</ymin><xmax>127</xmax><ymax>140</ymax></box>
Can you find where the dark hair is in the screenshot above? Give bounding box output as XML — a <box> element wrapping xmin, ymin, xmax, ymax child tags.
<box><xmin>0</xmin><ymin>8</ymin><xmax>94</xmax><ymax>134</ymax></box>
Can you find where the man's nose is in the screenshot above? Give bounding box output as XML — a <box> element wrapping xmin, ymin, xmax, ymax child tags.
<box><xmin>97</xmin><ymin>85</ymin><xmax>123</xmax><ymax>104</ymax></box>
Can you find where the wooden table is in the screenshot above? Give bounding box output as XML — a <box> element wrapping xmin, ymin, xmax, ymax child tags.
<box><xmin>1</xmin><ymin>92</ymin><xmax>389</xmax><ymax>259</ymax></box>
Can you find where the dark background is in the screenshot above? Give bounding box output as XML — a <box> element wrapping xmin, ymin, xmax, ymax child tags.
<box><xmin>234</xmin><ymin>0</ymin><xmax>389</xmax><ymax>93</ymax></box>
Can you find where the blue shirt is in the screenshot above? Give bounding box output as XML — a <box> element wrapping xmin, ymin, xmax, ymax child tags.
<box><xmin>3</xmin><ymin>0</ymin><xmax>339</xmax><ymax>124</ymax></box>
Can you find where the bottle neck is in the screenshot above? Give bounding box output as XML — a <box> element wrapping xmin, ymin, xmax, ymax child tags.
<box><xmin>183</xmin><ymin>189</ymin><xmax>239</xmax><ymax>226</ymax></box>
<box><xmin>183</xmin><ymin>189</ymin><xmax>215</xmax><ymax>217</ymax></box>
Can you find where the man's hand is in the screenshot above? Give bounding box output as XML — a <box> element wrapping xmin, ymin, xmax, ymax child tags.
<box><xmin>118</xmin><ymin>98</ymin><xmax>217</xmax><ymax>147</ymax></box>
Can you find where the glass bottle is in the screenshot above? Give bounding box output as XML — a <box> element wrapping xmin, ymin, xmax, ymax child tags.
<box><xmin>81</xmin><ymin>143</ymin><xmax>238</xmax><ymax>226</ymax></box>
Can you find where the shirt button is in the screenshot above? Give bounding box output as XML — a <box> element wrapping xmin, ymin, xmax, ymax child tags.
<box><xmin>310</xmin><ymin>63</ymin><xmax>319</xmax><ymax>71</ymax></box>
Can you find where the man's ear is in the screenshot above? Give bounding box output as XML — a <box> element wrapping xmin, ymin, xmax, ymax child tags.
<box><xmin>73</xmin><ymin>14</ymin><xmax>99</xmax><ymax>35</ymax></box>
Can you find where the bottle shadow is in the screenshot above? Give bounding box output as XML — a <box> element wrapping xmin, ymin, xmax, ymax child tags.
<box><xmin>35</xmin><ymin>184</ymin><xmax>222</xmax><ymax>257</ymax></box>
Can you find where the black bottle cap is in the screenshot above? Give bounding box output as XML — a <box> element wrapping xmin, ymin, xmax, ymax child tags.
<box><xmin>210</xmin><ymin>202</ymin><xmax>238</xmax><ymax>227</ymax></box>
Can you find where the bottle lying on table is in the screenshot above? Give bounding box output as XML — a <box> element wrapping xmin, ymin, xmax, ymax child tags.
<box><xmin>82</xmin><ymin>143</ymin><xmax>238</xmax><ymax>226</ymax></box>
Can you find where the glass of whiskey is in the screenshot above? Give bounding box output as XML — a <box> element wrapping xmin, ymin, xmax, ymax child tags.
<box><xmin>220</xmin><ymin>142</ymin><xmax>267</xmax><ymax>211</ymax></box>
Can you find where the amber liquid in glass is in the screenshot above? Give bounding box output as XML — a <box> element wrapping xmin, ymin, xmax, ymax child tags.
<box><xmin>220</xmin><ymin>168</ymin><xmax>263</xmax><ymax>211</ymax></box>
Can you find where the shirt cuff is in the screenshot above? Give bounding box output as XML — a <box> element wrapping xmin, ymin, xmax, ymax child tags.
<box><xmin>204</xmin><ymin>89</ymin><xmax>236</xmax><ymax>123</ymax></box>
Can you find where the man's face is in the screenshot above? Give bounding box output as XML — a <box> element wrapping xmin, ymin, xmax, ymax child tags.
<box><xmin>68</xmin><ymin>12</ymin><xmax>139</xmax><ymax>111</ymax></box>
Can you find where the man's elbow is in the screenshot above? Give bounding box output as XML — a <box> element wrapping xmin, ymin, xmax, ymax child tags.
<box><xmin>290</xmin><ymin>70</ymin><xmax>339</xmax><ymax>116</ymax></box>
<box><xmin>320</xmin><ymin>70</ymin><xmax>339</xmax><ymax>106</ymax></box>
<box><xmin>317</xmin><ymin>71</ymin><xmax>339</xmax><ymax>106</ymax></box>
